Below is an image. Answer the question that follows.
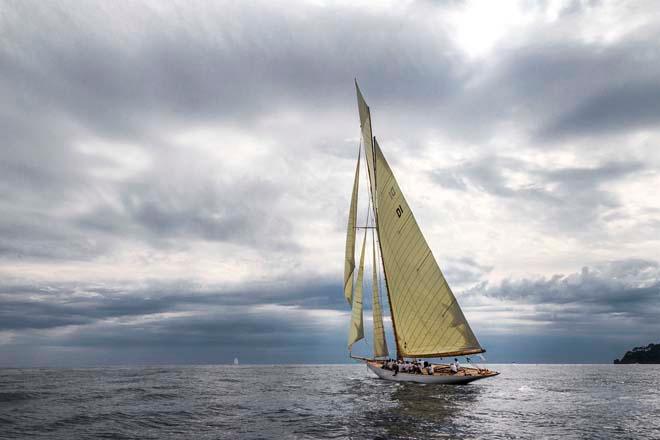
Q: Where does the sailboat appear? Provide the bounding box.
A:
[344,82,499,384]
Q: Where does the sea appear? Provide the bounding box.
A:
[1,364,659,439]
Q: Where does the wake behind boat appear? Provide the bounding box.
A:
[343,82,498,384]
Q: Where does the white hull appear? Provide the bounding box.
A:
[366,362,498,384]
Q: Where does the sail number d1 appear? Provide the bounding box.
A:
[390,186,403,217]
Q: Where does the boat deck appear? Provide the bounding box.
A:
[367,360,499,381]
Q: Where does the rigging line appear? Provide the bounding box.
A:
[374,228,389,336]
[361,179,372,308]
[376,234,386,312]
[362,129,384,352]
[352,150,371,348]
[371,228,388,356]
[371,228,377,325]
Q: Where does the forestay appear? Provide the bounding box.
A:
[371,232,389,358]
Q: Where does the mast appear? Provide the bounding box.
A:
[371,226,389,358]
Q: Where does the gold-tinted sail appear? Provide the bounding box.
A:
[344,151,360,305]
[348,231,367,348]
[373,139,483,357]
[371,232,389,358]
[355,82,377,205]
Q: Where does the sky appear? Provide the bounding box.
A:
[1,0,659,366]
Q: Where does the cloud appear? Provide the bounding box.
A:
[430,155,646,238]
[3,258,658,364]
[540,79,660,140]
[0,278,350,365]
[2,0,660,365]
[464,259,660,340]
[420,7,660,143]
[0,277,347,331]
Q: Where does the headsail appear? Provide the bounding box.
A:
[371,231,389,358]
[373,139,483,357]
[347,231,367,348]
[344,151,360,305]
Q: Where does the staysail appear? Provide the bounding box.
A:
[371,231,389,358]
[347,231,367,348]
[372,138,483,358]
[344,151,360,305]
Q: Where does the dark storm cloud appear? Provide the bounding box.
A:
[474,259,660,305]
[0,253,489,335]
[2,307,350,366]
[0,254,489,335]
[52,307,336,351]
[0,278,349,365]
[0,277,345,332]
[0,1,462,132]
[465,259,660,331]
[540,79,660,139]
[3,258,658,365]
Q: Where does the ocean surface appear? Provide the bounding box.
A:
[1,364,659,439]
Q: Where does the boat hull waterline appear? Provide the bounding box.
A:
[366,362,499,384]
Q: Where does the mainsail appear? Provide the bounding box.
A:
[344,151,360,305]
[346,81,484,359]
[371,231,389,358]
[347,231,366,348]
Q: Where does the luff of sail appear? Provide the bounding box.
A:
[348,231,367,348]
[371,231,389,358]
[373,138,483,358]
[344,151,360,305]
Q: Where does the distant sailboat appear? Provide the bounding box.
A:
[234,357,239,366]
[344,82,498,384]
